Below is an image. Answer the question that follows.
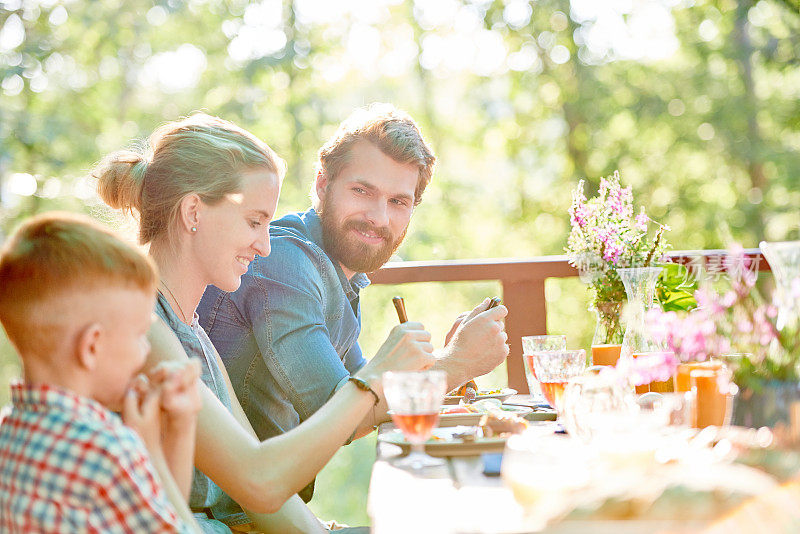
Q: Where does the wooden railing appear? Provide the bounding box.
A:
[370,250,769,393]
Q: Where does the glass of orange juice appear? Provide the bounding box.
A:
[690,366,736,429]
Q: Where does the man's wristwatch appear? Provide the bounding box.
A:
[348,376,380,406]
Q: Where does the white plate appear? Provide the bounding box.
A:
[378,427,508,457]
[525,407,558,421]
[438,405,533,426]
[443,388,517,405]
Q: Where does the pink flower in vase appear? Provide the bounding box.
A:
[635,209,649,232]
[617,351,679,386]
[721,290,737,308]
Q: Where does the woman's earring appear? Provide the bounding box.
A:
[191,227,197,233]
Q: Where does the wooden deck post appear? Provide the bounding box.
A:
[501,278,547,393]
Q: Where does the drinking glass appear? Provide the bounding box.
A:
[383,370,448,469]
[532,349,587,416]
[690,367,737,429]
[561,367,637,442]
[521,335,567,401]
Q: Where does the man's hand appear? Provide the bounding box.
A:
[438,298,509,388]
[357,322,436,395]
[444,313,469,346]
[122,375,164,454]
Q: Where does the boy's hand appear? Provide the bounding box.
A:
[148,360,202,428]
[146,360,201,501]
[122,375,164,452]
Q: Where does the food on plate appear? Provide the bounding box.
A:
[448,380,478,402]
[479,406,529,437]
[440,399,503,415]
[440,406,472,415]
[446,383,506,397]
[439,399,530,436]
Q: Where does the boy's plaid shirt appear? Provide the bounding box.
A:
[0,381,191,533]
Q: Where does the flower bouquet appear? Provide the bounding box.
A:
[647,247,800,427]
[565,171,693,347]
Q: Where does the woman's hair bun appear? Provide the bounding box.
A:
[93,150,147,214]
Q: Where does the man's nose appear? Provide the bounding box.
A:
[365,199,390,228]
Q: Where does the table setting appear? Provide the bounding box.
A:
[368,172,800,533]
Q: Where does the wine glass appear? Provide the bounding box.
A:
[521,335,567,401]
[531,349,586,417]
[383,370,448,469]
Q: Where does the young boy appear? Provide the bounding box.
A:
[0,212,201,533]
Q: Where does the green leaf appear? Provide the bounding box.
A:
[657,263,697,311]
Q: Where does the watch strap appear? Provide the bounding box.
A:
[348,376,380,406]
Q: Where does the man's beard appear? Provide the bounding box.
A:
[319,198,407,274]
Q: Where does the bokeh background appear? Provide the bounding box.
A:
[1,0,799,526]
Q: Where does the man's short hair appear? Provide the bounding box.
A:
[0,212,157,357]
[317,103,436,206]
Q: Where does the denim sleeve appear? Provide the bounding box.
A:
[342,342,366,375]
[239,242,350,421]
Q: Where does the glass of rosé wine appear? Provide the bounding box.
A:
[532,350,587,418]
[522,335,567,401]
[383,370,448,469]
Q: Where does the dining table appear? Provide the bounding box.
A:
[366,394,800,534]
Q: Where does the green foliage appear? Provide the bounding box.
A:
[657,263,698,312]
[308,434,376,527]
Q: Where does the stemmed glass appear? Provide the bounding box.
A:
[531,349,587,417]
[521,335,567,401]
[383,370,448,469]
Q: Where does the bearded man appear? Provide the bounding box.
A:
[197,104,509,501]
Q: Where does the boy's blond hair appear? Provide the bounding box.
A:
[0,212,157,357]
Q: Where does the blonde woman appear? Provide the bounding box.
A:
[94,113,435,533]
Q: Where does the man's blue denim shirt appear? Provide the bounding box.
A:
[197,208,370,444]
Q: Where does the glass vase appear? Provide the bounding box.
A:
[618,267,669,393]
[759,240,800,330]
[590,301,624,367]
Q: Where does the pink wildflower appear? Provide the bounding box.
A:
[721,291,737,308]
[571,204,590,227]
[603,240,624,263]
[635,208,648,231]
